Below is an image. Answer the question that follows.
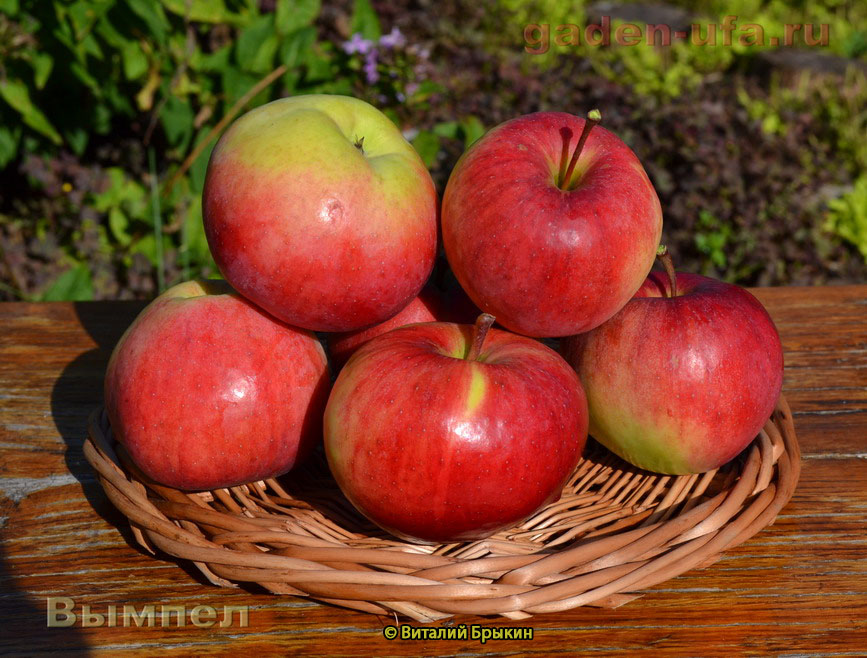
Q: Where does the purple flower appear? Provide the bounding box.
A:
[405,82,419,96]
[379,27,406,49]
[363,50,379,84]
[342,32,373,55]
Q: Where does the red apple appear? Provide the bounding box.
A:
[326,282,478,369]
[203,95,438,332]
[104,280,330,490]
[324,315,588,543]
[562,256,784,474]
[442,110,662,337]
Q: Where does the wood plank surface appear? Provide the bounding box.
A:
[0,285,865,656]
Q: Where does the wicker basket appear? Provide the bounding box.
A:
[83,396,800,622]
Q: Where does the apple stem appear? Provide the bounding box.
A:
[560,109,602,189]
[656,245,678,298]
[557,129,571,190]
[467,313,496,361]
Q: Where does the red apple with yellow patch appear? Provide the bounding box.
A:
[562,250,784,474]
[203,95,438,332]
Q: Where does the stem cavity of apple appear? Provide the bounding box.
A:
[656,245,678,298]
[467,313,496,361]
[559,109,602,190]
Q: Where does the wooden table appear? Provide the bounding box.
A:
[1,285,865,656]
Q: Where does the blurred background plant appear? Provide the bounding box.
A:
[0,0,865,301]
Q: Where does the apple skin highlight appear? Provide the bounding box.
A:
[104,280,331,491]
[563,271,784,474]
[203,95,438,333]
[442,111,663,337]
[324,321,588,544]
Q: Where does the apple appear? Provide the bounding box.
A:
[442,110,663,337]
[203,94,438,332]
[562,250,784,474]
[326,281,478,369]
[104,280,330,490]
[324,314,589,543]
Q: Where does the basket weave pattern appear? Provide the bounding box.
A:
[84,396,800,622]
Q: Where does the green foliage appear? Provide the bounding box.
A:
[694,210,733,272]
[826,176,867,261]
[38,263,93,301]
[733,68,867,261]
[350,0,381,41]
[413,116,488,167]
[0,0,480,301]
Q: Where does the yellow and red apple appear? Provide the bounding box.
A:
[563,267,784,474]
[203,95,438,332]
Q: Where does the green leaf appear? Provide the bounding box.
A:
[65,127,89,155]
[0,125,20,168]
[161,95,194,149]
[183,197,212,265]
[80,32,106,61]
[126,0,169,45]
[109,207,132,246]
[411,80,442,101]
[412,131,440,168]
[304,42,332,82]
[70,61,101,95]
[67,1,98,41]
[222,67,263,107]
[132,233,172,268]
[132,234,158,266]
[432,121,459,139]
[189,133,216,193]
[121,40,148,80]
[460,116,485,148]
[236,14,277,73]
[40,264,94,302]
[93,167,148,214]
[193,45,231,73]
[95,14,127,49]
[279,26,316,69]
[93,102,112,134]
[31,53,53,89]
[383,108,400,127]
[350,0,381,41]
[160,0,239,24]
[275,0,320,35]
[0,0,19,15]
[0,79,62,144]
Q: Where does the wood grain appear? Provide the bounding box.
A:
[0,286,865,655]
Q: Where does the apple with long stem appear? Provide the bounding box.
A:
[324,314,589,543]
[562,247,784,474]
[442,110,662,337]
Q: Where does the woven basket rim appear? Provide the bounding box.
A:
[83,395,801,622]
